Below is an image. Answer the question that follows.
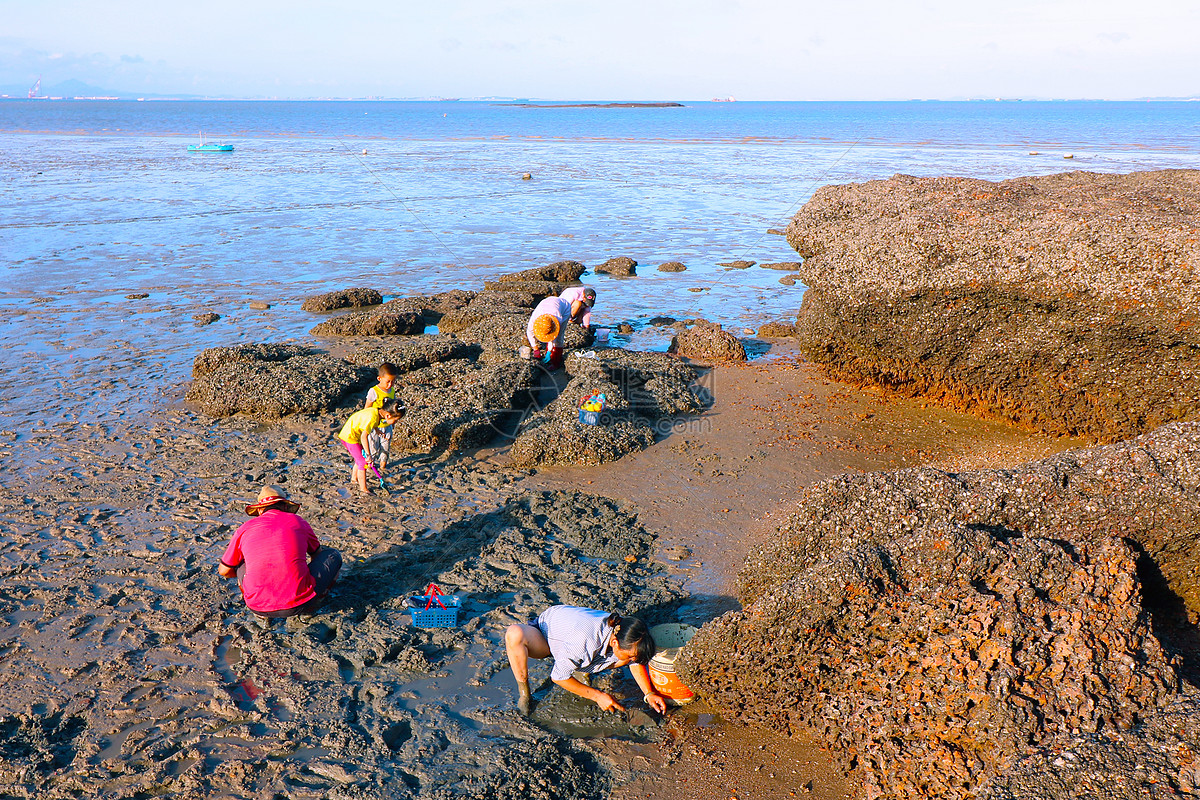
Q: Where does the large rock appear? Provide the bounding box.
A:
[482,279,568,297]
[668,319,747,362]
[378,290,476,319]
[497,260,586,284]
[508,349,704,466]
[787,170,1200,442]
[341,336,478,374]
[309,309,426,336]
[563,349,704,419]
[678,422,1200,800]
[301,287,382,312]
[187,344,374,418]
[594,257,637,277]
[390,359,538,453]
[437,292,541,335]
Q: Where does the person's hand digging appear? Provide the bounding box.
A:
[595,692,625,714]
[644,692,668,714]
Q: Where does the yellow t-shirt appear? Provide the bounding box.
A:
[365,383,395,409]
[339,407,382,445]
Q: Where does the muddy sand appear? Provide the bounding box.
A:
[0,343,1072,800]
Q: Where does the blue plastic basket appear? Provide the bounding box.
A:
[579,408,601,426]
[408,594,461,628]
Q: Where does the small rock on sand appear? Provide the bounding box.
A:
[192,312,221,325]
[617,323,634,334]
[665,545,693,561]
[248,301,271,310]
[125,292,149,299]
[779,275,797,286]
[657,261,687,272]
[758,261,802,271]
[758,322,798,337]
[718,260,755,269]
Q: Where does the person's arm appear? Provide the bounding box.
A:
[219,532,242,579]
[570,300,586,323]
[379,428,391,469]
[554,676,625,713]
[362,428,376,465]
[629,663,668,713]
[363,387,378,409]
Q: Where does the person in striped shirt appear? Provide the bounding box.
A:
[504,605,668,716]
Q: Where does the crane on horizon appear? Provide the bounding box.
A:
[28,77,40,99]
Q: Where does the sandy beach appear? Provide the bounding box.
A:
[0,323,1074,799]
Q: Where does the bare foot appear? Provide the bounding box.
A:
[517,693,533,716]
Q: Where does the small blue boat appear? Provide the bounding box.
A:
[187,132,233,152]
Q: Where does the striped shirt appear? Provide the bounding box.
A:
[536,606,618,681]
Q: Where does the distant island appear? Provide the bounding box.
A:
[503,102,685,109]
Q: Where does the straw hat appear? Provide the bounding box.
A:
[532,314,561,343]
[245,484,300,516]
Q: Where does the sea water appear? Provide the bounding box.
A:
[1,100,1198,428]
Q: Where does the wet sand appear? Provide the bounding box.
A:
[523,346,1078,799]
[0,341,1076,799]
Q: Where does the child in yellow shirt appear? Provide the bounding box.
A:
[363,362,398,409]
[363,363,399,473]
[338,398,404,494]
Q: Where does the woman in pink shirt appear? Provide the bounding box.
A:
[218,485,342,618]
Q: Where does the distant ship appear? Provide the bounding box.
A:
[712,96,736,102]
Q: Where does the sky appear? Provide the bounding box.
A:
[1,0,1198,100]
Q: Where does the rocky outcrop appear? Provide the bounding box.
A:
[668,320,747,362]
[508,349,705,467]
[437,291,540,335]
[378,290,475,320]
[301,287,383,312]
[392,359,538,453]
[787,170,1200,442]
[497,260,586,284]
[482,279,567,297]
[678,422,1200,800]
[309,309,426,337]
[594,257,637,277]
[186,344,374,418]
[341,336,478,374]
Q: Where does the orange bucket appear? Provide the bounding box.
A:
[648,624,698,705]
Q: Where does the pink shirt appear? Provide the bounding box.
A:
[558,287,593,327]
[221,510,320,613]
[526,296,573,349]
